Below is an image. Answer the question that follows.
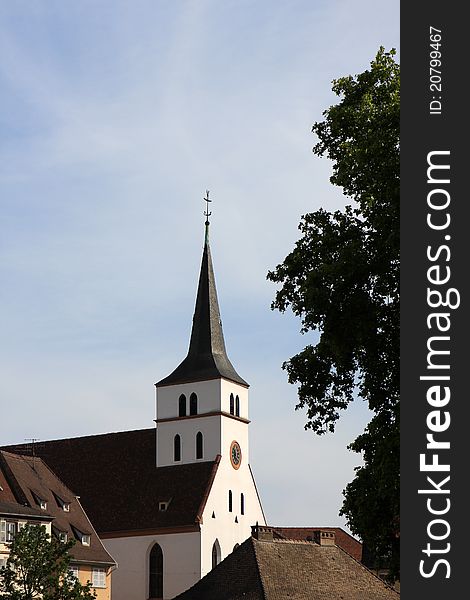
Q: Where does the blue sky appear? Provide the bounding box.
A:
[0,0,399,530]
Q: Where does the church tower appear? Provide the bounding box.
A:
[155,209,265,582]
[155,218,250,471]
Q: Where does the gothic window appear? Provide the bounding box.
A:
[174,435,181,462]
[230,393,234,415]
[178,394,186,417]
[228,489,233,512]
[196,432,203,459]
[235,395,240,417]
[240,493,245,515]
[149,543,163,599]
[190,393,198,416]
[211,539,221,570]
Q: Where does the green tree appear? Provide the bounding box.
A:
[0,524,96,599]
[267,48,399,578]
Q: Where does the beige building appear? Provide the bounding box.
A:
[0,450,115,598]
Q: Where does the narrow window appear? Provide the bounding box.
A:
[174,435,181,462]
[178,394,186,417]
[235,395,240,417]
[228,490,232,512]
[211,539,221,570]
[240,493,245,515]
[229,393,234,415]
[190,392,198,415]
[149,543,163,598]
[196,432,203,459]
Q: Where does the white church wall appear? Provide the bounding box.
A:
[156,380,221,419]
[220,379,249,419]
[103,530,201,600]
[156,414,222,467]
[200,456,266,577]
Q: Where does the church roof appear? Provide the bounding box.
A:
[156,224,248,388]
[0,450,115,565]
[3,428,219,537]
[175,533,399,600]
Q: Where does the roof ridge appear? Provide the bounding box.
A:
[195,455,221,523]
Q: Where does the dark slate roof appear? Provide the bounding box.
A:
[3,429,219,536]
[273,526,363,562]
[0,451,114,565]
[156,225,248,388]
[174,536,399,600]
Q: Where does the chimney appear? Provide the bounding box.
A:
[314,530,336,546]
[251,524,274,542]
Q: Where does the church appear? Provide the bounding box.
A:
[6,215,266,599]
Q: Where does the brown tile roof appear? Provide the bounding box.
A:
[175,535,399,600]
[4,428,219,536]
[273,527,362,561]
[0,451,114,566]
[0,500,52,520]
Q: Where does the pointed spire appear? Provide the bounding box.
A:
[156,207,248,388]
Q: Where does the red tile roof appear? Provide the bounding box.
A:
[175,535,398,600]
[273,527,362,561]
[0,451,114,565]
[4,428,219,536]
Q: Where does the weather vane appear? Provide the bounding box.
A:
[203,190,212,224]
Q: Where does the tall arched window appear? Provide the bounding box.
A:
[211,539,221,570]
[240,493,245,515]
[174,435,181,462]
[149,543,163,599]
[228,490,233,512]
[235,395,240,417]
[229,393,234,415]
[196,432,203,459]
[178,394,186,417]
[190,393,198,416]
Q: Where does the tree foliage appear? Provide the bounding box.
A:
[0,524,96,599]
[267,48,399,578]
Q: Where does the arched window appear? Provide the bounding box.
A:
[240,493,245,515]
[235,395,240,417]
[196,432,203,459]
[149,543,163,599]
[211,539,221,570]
[228,490,232,512]
[178,394,186,417]
[190,393,198,416]
[174,435,181,462]
[229,393,234,415]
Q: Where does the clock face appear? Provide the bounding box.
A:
[230,441,242,470]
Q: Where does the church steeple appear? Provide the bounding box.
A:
[156,209,248,388]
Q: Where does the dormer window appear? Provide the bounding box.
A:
[31,490,47,510]
[53,527,68,543]
[71,526,91,546]
[159,501,169,512]
[53,492,71,512]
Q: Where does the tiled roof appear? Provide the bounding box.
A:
[0,500,51,519]
[175,536,399,600]
[0,451,114,565]
[273,526,362,561]
[4,428,219,536]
